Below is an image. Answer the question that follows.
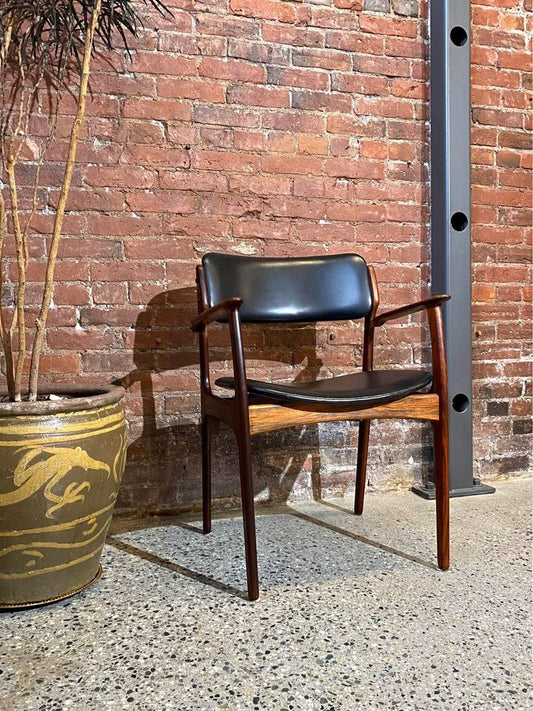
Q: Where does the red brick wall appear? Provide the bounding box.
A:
[9,0,531,514]
[470,0,532,482]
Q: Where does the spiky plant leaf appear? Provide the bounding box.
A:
[0,0,171,82]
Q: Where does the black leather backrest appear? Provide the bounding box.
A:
[201,253,373,323]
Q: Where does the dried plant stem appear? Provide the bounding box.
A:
[28,0,102,400]
[0,16,17,398]
[0,191,15,398]
[6,155,26,399]
[22,80,61,248]
[4,49,31,400]
[0,16,13,74]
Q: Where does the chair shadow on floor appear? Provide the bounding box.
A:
[108,501,437,601]
[113,287,434,598]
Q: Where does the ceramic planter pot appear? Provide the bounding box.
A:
[0,385,127,608]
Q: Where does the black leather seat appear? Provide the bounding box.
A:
[216,370,432,407]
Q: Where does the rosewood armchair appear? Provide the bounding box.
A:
[191,253,450,600]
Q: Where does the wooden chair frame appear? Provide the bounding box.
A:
[191,263,450,600]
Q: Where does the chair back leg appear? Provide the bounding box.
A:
[354,420,371,515]
[201,415,213,534]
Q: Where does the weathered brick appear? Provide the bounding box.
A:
[227,84,290,108]
[86,214,161,237]
[92,282,128,305]
[196,14,260,40]
[359,14,417,37]
[227,38,290,65]
[158,172,228,193]
[198,127,232,149]
[262,23,325,48]
[291,90,352,113]
[332,74,388,95]
[229,175,293,196]
[262,154,324,176]
[267,66,329,90]
[230,0,299,23]
[47,327,115,350]
[131,53,197,76]
[125,192,196,215]
[364,0,389,12]
[487,401,510,416]
[197,103,263,127]
[52,284,90,306]
[199,57,266,84]
[123,98,192,121]
[263,111,326,133]
[36,354,81,374]
[234,131,266,151]
[156,79,225,103]
[193,150,260,173]
[326,158,385,180]
[311,6,360,30]
[513,419,533,435]
[83,166,156,189]
[91,262,165,282]
[292,47,352,71]
[392,0,418,17]
[121,145,190,168]
[298,134,329,155]
[326,31,384,55]
[158,32,226,57]
[354,54,411,77]
[293,178,326,198]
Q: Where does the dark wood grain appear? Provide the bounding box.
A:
[428,303,450,571]
[373,294,450,327]
[190,296,243,331]
[248,394,440,435]
[355,265,380,515]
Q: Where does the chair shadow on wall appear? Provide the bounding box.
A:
[116,286,325,518]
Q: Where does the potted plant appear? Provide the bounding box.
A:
[0,0,169,607]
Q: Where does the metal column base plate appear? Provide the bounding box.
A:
[412,480,496,500]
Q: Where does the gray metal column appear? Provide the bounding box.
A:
[413,0,494,498]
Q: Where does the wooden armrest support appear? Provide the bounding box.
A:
[191,297,243,331]
[373,294,450,327]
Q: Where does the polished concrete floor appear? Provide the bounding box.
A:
[1,477,531,711]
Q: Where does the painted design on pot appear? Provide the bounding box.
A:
[0,446,110,517]
[0,430,127,582]
[112,432,127,484]
[0,409,124,446]
[1,527,106,578]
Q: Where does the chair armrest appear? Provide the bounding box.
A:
[191,297,243,331]
[373,294,450,327]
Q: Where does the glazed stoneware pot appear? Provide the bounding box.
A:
[0,385,127,608]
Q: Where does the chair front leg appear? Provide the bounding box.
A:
[228,307,259,600]
[433,415,450,570]
[427,303,450,571]
[236,428,259,601]
[354,420,371,515]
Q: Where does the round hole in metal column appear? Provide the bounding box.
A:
[451,212,469,231]
[450,26,468,47]
[452,394,470,413]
